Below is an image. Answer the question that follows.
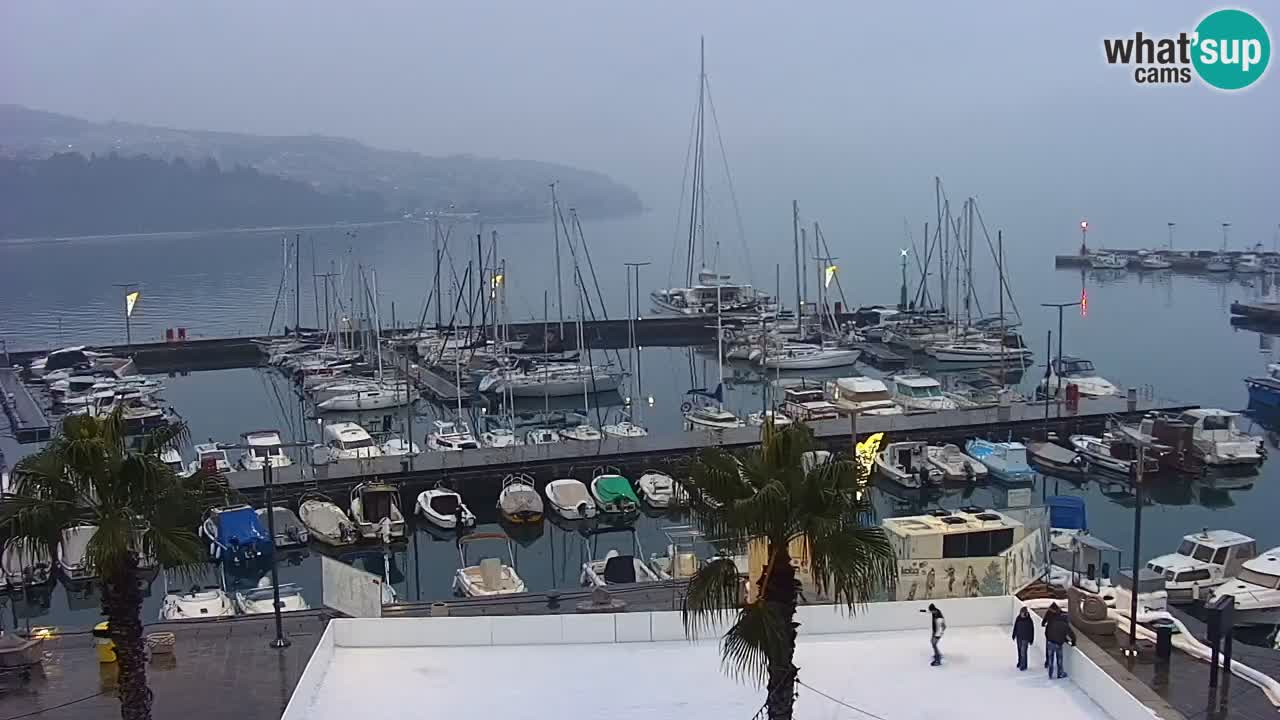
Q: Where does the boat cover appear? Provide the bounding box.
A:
[499,487,543,515]
[603,555,637,584]
[550,482,590,506]
[362,490,394,522]
[301,501,346,536]
[429,493,461,515]
[219,507,269,546]
[1047,496,1086,531]
[594,475,638,504]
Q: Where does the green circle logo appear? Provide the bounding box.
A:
[1193,9,1270,90]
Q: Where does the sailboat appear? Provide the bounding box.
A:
[684,285,743,430]
[561,273,604,442]
[651,38,770,320]
[603,275,649,439]
[316,268,413,411]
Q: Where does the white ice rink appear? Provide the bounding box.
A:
[299,625,1115,719]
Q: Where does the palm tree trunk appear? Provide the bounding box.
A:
[101,554,152,720]
[762,544,799,720]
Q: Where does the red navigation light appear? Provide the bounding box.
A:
[1080,288,1088,317]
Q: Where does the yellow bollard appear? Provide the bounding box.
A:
[93,622,116,663]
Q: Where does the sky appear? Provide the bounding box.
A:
[2,1,1277,255]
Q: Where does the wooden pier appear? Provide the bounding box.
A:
[227,394,1196,501]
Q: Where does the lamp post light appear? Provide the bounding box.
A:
[1079,220,1089,256]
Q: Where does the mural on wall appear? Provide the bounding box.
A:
[894,527,1049,601]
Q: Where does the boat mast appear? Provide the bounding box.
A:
[998,230,1006,385]
[294,233,301,338]
[371,268,383,383]
[966,198,974,330]
[578,274,589,423]
[792,200,802,328]
[716,283,725,411]
[697,36,707,280]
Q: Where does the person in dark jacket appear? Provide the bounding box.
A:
[922,603,946,666]
[1041,602,1060,668]
[1012,607,1035,671]
[1044,609,1077,679]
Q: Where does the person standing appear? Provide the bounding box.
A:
[1012,607,1035,671]
[923,603,946,666]
[1041,602,1060,668]
[1044,609,1077,679]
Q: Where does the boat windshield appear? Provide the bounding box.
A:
[199,451,226,464]
[901,384,942,398]
[1060,360,1096,377]
[251,447,283,458]
[1237,567,1280,590]
[1177,540,1196,556]
[337,438,374,450]
[1201,415,1236,432]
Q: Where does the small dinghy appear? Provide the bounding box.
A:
[415,486,476,530]
[298,493,359,547]
[591,469,639,514]
[452,533,527,597]
[582,549,663,587]
[200,505,272,566]
[160,585,237,621]
[1,538,52,590]
[496,473,544,524]
[544,478,597,520]
[256,506,310,549]
[57,524,99,582]
[350,482,406,541]
[875,442,942,488]
[924,444,987,481]
[1027,441,1086,477]
[235,579,311,615]
[636,471,682,508]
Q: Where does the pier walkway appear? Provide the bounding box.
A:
[0,367,51,444]
[228,395,1195,498]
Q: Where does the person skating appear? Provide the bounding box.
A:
[1012,607,1035,671]
[1041,602,1060,668]
[1044,609,1077,679]
[921,603,946,666]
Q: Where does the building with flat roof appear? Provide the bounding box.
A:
[284,596,1158,720]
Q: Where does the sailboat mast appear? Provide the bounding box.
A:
[294,234,301,338]
[792,201,802,328]
[578,277,588,421]
[716,283,725,411]
[966,198,974,329]
[697,36,707,279]
[998,230,1006,385]
[552,183,564,336]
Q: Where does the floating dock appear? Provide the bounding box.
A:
[0,366,51,444]
[228,394,1196,501]
[1229,300,1280,326]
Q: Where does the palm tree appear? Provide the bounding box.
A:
[680,423,896,720]
[0,411,225,720]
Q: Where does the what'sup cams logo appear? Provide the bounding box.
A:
[1104,8,1270,90]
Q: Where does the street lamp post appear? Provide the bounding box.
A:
[1079,220,1089,256]
[114,282,139,347]
[1040,302,1081,405]
[1127,445,1146,658]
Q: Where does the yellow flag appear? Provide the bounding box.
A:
[824,264,838,288]
[855,432,884,479]
[125,291,140,317]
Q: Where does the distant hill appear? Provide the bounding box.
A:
[0,152,388,239]
[0,105,643,235]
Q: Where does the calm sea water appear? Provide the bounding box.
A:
[2,218,1278,632]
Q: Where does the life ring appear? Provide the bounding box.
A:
[681,401,693,413]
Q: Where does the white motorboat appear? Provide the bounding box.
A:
[651,269,770,318]
[591,470,640,514]
[57,524,98,582]
[637,471,682,508]
[1139,253,1173,270]
[780,386,839,422]
[1146,530,1257,604]
[379,437,421,456]
[1069,434,1153,475]
[427,420,481,451]
[1205,254,1232,272]
[1088,253,1127,270]
[759,342,860,370]
[1174,409,1264,467]
[316,385,412,412]
[1234,253,1264,273]
[235,580,311,615]
[349,482,406,541]
[308,378,385,403]
[1208,547,1280,626]
[321,422,384,461]
[237,430,293,471]
[875,442,942,488]
[256,506,310,548]
[544,478,597,520]
[582,548,662,588]
[746,409,793,428]
[925,340,1034,365]
[560,423,603,442]
[1,538,51,590]
[825,377,903,416]
[160,448,187,476]
[188,443,232,475]
[1038,355,1120,398]
[453,533,527,597]
[415,486,476,530]
[298,493,358,546]
[159,586,237,620]
[497,473,544,524]
[525,427,561,445]
[888,373,957,412]
[684,406,744,430]
[602,411,649,438]
[924,444,988,481]
[480,427,524,448]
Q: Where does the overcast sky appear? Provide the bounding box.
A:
[2,2,1276,251]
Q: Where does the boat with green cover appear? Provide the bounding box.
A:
[590,471,639,513]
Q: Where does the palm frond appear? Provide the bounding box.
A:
[720,602,793,686]
[805,522,897,606]
[682,557,745,638]
[139,420,191,457]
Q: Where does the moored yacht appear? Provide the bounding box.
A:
[1139,253,1173,270]
[349,482,406,541]
[925,339,1033,365]
[237,430,292,471]
[889,373,957,412]
[321,422,384,461]
[874,441,942,488]
[1234,253,1264,273]
[758,341,860,370]
[188,443,232,475]
[1088,252,1127,270]
[427,420,481,451]
[825,377,903,416]
[651,269,770,318]
[1208,547,1280,626]
[684,405,744,430]
[1038,355,1120,399]
[1146,530,1257,604]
